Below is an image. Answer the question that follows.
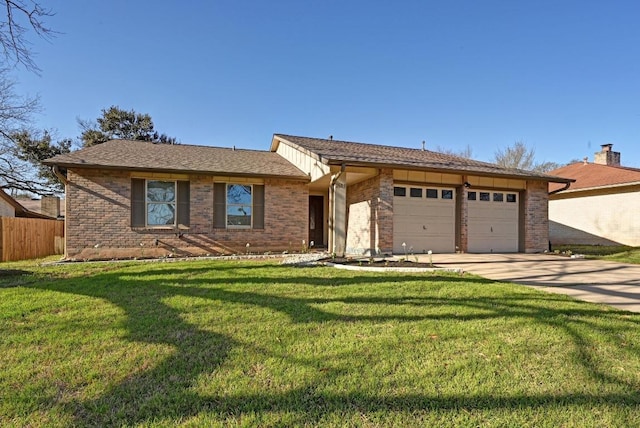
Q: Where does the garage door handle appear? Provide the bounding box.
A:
[491,226,493,232]
[423,225,427,230]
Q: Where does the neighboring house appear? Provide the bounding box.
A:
[16,196,65,219]
[0,188,55,219]
[549,144,640,247]
[43,135,572,260]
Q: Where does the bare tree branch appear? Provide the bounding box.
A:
[0,67,64,196]
[0,0,55,73]
[436,144,473,159]
[493,141,561,173]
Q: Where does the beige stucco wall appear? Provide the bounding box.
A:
[549,191,640,246]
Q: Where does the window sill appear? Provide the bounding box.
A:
[132,226,190,233]
[214,227,264,231]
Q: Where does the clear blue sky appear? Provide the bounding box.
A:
[14,0,640,167]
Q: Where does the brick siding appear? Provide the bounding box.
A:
[523,180,549,253]
[65,169,308,259]
[456,186,468,252]
[345,169,393,255]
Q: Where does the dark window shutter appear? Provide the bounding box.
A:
[131,178,145,227]
[214,182,226,228]
[177,181,190,227]
[253,184,264,229]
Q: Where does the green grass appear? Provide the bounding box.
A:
[2,258,640,427]
[600,249,640,264]
[552,245,640,264]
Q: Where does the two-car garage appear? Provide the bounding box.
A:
[393,184,520,254]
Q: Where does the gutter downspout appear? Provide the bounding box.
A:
[549,181,571,196]
[328,164,346,256]
[52,165,68,186]
[329,164,346,190]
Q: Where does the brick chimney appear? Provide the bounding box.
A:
[41,196,60,218]
[594,143,621,166]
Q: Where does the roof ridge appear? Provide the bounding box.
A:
[276,133,441,153]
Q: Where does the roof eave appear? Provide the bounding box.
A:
[323,159,575,183]
[551,180,640,194]
[51,162,310,182]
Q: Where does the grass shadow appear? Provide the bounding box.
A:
[27,261,640,425]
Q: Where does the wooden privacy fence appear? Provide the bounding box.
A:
[0,217,65,262]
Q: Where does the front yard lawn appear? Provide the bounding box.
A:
[601,248,640,264]
[552,244,640,264]
[1,259,640,427]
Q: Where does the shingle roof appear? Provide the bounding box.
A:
[274,134,573,183]
[43,140,309,180]
[548,162,640,193]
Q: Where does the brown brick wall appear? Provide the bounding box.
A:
[377,169,394,253]
[456,186,468,252]
[65,169,308,259]
[345,169,393,255]
[523,180,549,253]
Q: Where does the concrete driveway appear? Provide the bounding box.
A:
[421,253,640,313]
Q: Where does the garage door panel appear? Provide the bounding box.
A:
[494,223,518,234]
[395,222,454,236]
[394,234,453,254]
[393,185,456,253]
[467,189,519,253]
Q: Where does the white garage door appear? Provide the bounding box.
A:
[467,190,519,253]
[393,185,455,254]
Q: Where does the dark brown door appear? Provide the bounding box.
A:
[309,196,324,247]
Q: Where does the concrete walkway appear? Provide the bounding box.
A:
[419,253,640,313]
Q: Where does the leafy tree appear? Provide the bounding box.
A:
[0,0,55,73]
[13,130,71,193]
[7,105,177,195]
[79,106,177,147]
[493,141,560,173]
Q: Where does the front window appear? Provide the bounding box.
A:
[227,184,252,227]
[146,180,176,226]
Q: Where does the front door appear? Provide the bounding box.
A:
[309,196,324,247]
